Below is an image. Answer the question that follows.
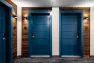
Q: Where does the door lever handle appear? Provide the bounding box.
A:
[77,34,79,39]
[32,35,35,38]
[2,37,6,40]
[2,33,6,40]
[77,35,79,38]
[32,33,35,38]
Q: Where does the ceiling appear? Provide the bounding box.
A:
[12,0,94,7]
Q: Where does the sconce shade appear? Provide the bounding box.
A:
[12,14,17,18]
[84,17,89,20]
[22,16,28,20]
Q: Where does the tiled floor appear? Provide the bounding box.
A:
[14,57,94,63]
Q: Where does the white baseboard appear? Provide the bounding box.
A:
[30,55,50,57]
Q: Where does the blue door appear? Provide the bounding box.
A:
[0,6,6,63]
[29,13,52,56]
[60,11,83,57]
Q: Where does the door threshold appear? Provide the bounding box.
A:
[30,55,50,57]
[61,55,80,58]
[61,55,81,60]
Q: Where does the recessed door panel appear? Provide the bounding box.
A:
[29,13,51,56]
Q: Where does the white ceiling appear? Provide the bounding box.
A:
[13,0,94,7]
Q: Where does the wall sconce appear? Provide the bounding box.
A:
[12,14,17,19]
[84,17,89,20]
[24,26,27,30]
[13,26,16,30]
[84,17,89,30]
[22,16,28,20]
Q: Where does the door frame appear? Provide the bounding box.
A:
[28,9,52,57]
[0,1,12,63]
[59,10,83,57]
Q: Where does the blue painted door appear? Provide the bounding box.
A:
[0,6,6,63]
[29,13,51,56]
[60,13,82,56]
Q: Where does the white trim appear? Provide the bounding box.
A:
[90,7,94,55]
[17,7,22,56]
[52,7,59,55]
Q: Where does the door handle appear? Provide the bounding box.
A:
[32,33,36,39]
[77,34,79,39]
[2,37,6,40]
[2,33,6,40]
[77,35,79,38]
[32,35,35,38]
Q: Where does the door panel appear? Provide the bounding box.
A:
[60,13,82,56]
[32,25,49,32]
[0,6,6,63]
[29,13,51,56]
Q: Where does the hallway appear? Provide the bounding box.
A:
[1,0,94,63]
[14,57,94,63]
